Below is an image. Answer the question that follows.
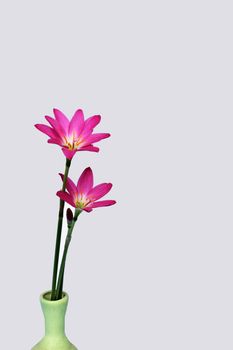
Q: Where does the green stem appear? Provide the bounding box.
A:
[51,158,71,300]
[56,208,81,300]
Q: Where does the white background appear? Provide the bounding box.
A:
[0,1,232,349]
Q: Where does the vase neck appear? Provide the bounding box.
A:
[40,292,68,337]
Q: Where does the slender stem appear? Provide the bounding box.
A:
[56,208,81,300]
[51,158,71,300]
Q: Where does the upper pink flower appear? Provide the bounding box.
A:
[35,108,110,160]
[56,167,116,212]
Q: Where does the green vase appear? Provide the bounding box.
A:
[32,291,77,350]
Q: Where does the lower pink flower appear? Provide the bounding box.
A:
[57,167,116,212]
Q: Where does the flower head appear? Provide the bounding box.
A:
[35,108,110,160]
[57,167,116,212]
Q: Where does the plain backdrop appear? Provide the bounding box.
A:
[0,1,232,349]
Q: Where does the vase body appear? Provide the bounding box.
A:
[32,291,77,350]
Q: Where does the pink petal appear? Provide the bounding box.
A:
[45,116,59,129]
[47,138,63,146]
[35,124,58,139]
[59,173,77,197]
[53,108,69,133]
[68,109,85,137]
[78,145,99,152]
[78,116,101,140]
[88,200,116,209]
[77,167,94,194]
[83,133,110,146]
[56,191,76,207]
[83,207,93,212]
[45,116,66,138]
[62,147,77,160]
[84,115,101,130]
[87,183,112,201]
[78,128,93,141]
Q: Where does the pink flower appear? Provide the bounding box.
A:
[56,167,116,212]
[35,108,110,160]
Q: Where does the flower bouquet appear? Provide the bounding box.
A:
[32,108,116,350]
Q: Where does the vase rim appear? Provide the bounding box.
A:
[40,290,69,305]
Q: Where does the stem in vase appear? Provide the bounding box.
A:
[56,208,81,300]
[51,158,71,300]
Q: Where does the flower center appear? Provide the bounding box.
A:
[64,135,83,150]
[75,194,91,209]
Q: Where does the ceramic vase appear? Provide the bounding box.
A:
[32,291,77,350]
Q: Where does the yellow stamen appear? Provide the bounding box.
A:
[64,135,83,150]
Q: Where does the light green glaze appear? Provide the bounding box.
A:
[32,291,77,350]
